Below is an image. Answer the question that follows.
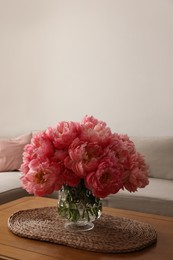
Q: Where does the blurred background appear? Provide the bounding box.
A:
[0,0,172,137]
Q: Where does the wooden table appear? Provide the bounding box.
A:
[0,197,173,260]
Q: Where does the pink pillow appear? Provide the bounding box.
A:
[0,133,32,172]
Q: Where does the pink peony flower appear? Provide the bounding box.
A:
[20,116,149,198]
[46,121,81,149]
[81,115,112,147]
[59,162,81,187]
[20,159,63,196]
[122,153,149,192]
[24,132,54,162]
[20,133,54,174]
[64,138,104,177]
[85,153,123,198]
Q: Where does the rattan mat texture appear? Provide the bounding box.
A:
[8,207,157,253]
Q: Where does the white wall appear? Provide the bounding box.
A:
[0,0,173,137]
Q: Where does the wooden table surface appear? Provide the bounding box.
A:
[0,196,173,260]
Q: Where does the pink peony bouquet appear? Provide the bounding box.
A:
[20,116,149,198]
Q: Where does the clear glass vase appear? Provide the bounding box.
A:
[57,181,102,231]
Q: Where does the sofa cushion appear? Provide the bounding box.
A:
[131,136,173,180]
[0,171,22,192]
[104,178,173,217]
[0,133,32,172]
[0,171,30,204]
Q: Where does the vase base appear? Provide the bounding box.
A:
[64,221,94,232]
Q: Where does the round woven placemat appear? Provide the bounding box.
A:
[8,207,157,253]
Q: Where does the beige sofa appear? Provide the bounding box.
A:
[0,136,173,217]
[0,133,33,204]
